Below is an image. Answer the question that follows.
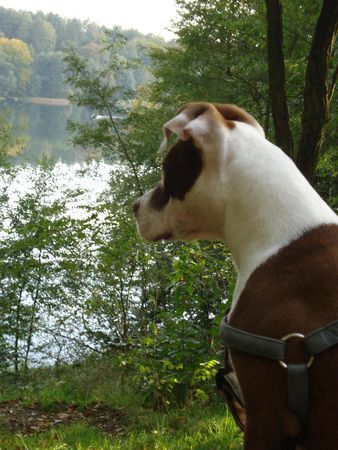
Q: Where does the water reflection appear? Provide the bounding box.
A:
[1,101,92,165]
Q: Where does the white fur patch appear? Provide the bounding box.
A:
[225,123,338,312]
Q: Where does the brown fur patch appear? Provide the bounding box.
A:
[162,138,203,201]
[214,103,259,129]
[150,184,170,211]
[230,224,338,448]
[176,102,209,119]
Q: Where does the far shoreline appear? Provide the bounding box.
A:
[5,97,71,106]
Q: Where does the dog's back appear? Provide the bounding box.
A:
[230,224,338,449]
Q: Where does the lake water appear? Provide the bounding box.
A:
[1,101,93,165]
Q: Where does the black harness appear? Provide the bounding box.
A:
[220,318,338,423]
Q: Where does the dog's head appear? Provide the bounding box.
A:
[133,102,264,242]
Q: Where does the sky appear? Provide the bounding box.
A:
[0,0,178,40]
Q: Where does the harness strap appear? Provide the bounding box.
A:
[287,363,309,423]
[219,318,338,423]
[304,320,338,355]
[219,320,285,360]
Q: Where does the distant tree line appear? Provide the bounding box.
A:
[0,6,164,98]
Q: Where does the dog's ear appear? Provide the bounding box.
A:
[159,103,264,152]
[213,103,265,137]
[159,103,214,151]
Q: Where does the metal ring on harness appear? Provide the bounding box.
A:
[278,333,315,369]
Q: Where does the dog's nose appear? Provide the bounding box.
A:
[132,200,140,215]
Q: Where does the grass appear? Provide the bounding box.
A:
[117,407,243,450]
[0,358,243,449]
[0,358,140,410]
[0,407,243,450]
[0,423,112,449]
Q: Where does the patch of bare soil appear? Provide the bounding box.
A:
[0,401,127,436]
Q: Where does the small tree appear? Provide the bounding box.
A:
[63,30,143,195]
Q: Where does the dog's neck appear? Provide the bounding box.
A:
[223,124,338,310]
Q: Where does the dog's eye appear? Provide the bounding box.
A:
[150,184,170,211]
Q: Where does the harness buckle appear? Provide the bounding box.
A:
[278,333,314,369]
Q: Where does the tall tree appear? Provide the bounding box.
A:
[265,0,338,182]
[265,0,294,158]
[297,0,338,181]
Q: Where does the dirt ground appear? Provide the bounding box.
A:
[0,400,127,436]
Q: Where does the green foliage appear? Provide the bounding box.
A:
[0,161,112,371]
[149,0,267,118]
[106,241,235,409]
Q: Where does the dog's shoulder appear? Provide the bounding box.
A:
[230,224,338,336]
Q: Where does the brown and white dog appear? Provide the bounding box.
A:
[133,102,338,450]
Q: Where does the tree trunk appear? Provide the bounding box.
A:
[14,287,24,373]
[297,0,338,182]
[24,272,42,372]
[265,0,294,158]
